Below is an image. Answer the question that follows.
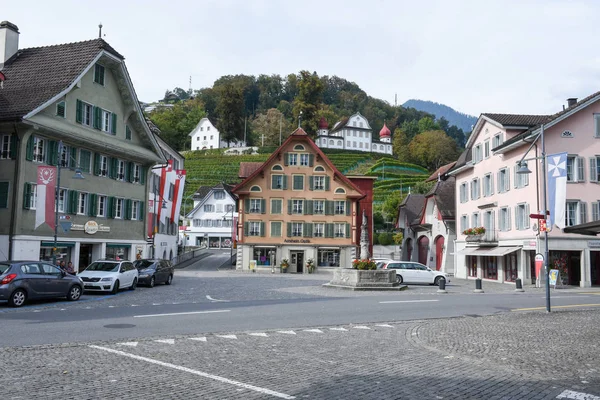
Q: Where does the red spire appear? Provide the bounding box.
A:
[379,123,391,137]
[318,117,328,129]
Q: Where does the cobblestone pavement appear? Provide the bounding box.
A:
[2,309,599,399]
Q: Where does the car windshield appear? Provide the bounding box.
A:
[85,262,119,272]
[134,260,155,270]
[0,263,10,275]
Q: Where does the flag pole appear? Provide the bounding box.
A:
[541,124,551,313]
[53,142,62,266]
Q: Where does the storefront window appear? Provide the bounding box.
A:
[318,249,340,267]
[254,248,276,266]
[467,256,477,277]
[106,246,130,260]
[39,244,73,263]
[482,256,497,280]
[504,253,518,282]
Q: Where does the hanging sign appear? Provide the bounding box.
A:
[548,269,560,288]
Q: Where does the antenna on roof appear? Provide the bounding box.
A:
[395,93,397,107]
[98,23,103,38]
[189,75,192,92]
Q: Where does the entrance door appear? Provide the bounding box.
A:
[435,236,445,271]
[592,251,600,286]
[291,251,304,273]
[79,244,93,273]
[418,236,429,266]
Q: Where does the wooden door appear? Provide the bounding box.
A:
[435,236,444,271]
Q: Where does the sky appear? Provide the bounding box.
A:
[4,0,600,117]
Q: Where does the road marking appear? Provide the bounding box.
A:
[513,304,600,311]
[303,329,323,333]
[216,334,238,340]
[556,389,600,399]
[155,339,175,345]
[133,310,231,318]
[329,327,347,331]
[543,296,590,299]
[353,326,371,330]
[277,330,296,335]
[577,292,600,295]
[206,295,230,302]
[189,337,207,342]
[117,342,138,347]
[89,345,295,399]
[376,324,394,328]
[248,332,269,337]
[379,300,440,304]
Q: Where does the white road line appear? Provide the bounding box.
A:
[556,389,600,399]
[277,330,296,335]
[375,324,394,328]
[248,333,269,337]
[206,295,230,302]
[189,337,207,342]
[155,339,175,345]
[303,329,323,333]
[216,334,238,340]
[117,342,138,347]
[353,326,371,330]
[544,296,590,299]
[379,300,440,304]
[89,345,295,399]
[133,310,231,318]
[329,327,348,331]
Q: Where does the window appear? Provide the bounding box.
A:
[515,203,530,230]
[97,195,107,217]
[250,199,262,213]
[460,215,468,232]
[300,154,309,166]
[33,137,45,162]
[590,156,600,182]
[249,221,261,236]
[25,183,37,209]
[482,256,498,280]
[318,249,340,267]
[291,222,303,237]
[133,164,141,183]
[102,110,111,132]
[250,185,261,192]
[334,223,346,238]
[204,204,214,212]
[484,141,490,159]
[132,200,139,220]
[56,101,66,118]
[514,165,529,188]
[117,160,125,181]
[125,125,132,140]
[592,201,600,221]
[334,201,346,215]
[492,133,503,148]
[595,113,600,138]
[566,156,585,182]
[313,176,325,190]
[288,153,298,166]
[271,199,282,214]
[0,182,9,208]
[483,173,494,197]
[216,203,223,213]
[94,64,105,85]
[214,191,225,200]
[270,221,282,237]
[499,207,511,231]
[314,200,325,215]
[58,144,69,167]
[272,165,283,171]
[79,150,91,173]
[459,182,468,203]
[566,201,586,226]
[292,199,304,214]
[473,145,483,163]
[467,256,477,277]
[207,126,210,131]
[472,212,480,228]
[314,166,325,172]
[226,204,234,213]
[497,168,510,193]
[293,175,304,190]
[470,178,480,200]
[504,253,518,282]
[99,155,108,177]
[210,135,213,140]
[272,174,285,189]
[335,188,346,194]
[78,192,88,215]
[57,188,67,213]
[82,103,93,126]
[200,127,203,131]
[314,223,325,237]
[115,198,123,219]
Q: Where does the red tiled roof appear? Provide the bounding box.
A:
[239,162,263,179]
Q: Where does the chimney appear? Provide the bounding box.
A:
[567,98,578,108]
[0,21,19,68]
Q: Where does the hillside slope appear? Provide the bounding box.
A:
[403,99,477,134]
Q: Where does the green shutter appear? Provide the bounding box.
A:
[346,223,350,238]
[304,223,312,237]
[140,168,146,185]
[94,65,100,83]
[271,175,277,189]
[261,199,266,214]
[325,223,333,238]
[325,200,334,215]
[0,182,8,208]
[260,222,265,237]
[25,136,34,161]
[9,134,17,159]
[284,153,289,166]
[47,141,58,166]
[346,200,351,216]
[109,158,117,179]
[309,154,314,167]
[305,200,313,215]
[325,176,330,191]
[93,107,101,130]
[93,153,100,176]
[286,222,291,237]
[244,199,250,213]
[126,162,133,182]
[309,176,314,190]
[80,150,91,173]
[69,190,78,214]
[23,183,31,209]
[282,175,288,190]
[76,100,83,124]
[107,197,115,218]
[139,201,145,219]
[124,199,132,220]
[111,113,117,134]
[244,222,249,236]
[287,199,292,215]
[87,194,95,216]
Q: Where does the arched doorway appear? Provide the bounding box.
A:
[418,236,429,266]
[405,238,413,261]
[162,250,167,260]
[169,249,173,261]
[435,236,445,271]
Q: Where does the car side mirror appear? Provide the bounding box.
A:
[60,270,66,277]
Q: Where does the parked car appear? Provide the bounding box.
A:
[0,261,83,307]
[375,259,395,269]
[133,259,174,287]
[78,260,138,294]
[380,261,449,285]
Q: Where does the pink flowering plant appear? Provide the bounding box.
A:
[462,227,486,236]
[352,259,377,270]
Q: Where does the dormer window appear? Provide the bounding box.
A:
[94,64,105,86]
[56,101,66,118]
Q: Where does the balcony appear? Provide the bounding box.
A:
[465,229,498,245]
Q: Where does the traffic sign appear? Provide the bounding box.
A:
[529,213,545,219]
[59,215,71,220]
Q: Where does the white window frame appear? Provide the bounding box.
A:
[314,223,325,237]
[115,198,123,219]
[459,182,468,203]
[595,113,600,138]
[82,103,93,126]
[498,168,510,193]
[292,199,304,214]
[314,200,325,215]
[250,199,261,213]
[460,215,468,232]
[472,212,480,228]
[471,178,480,200]
[334,200,345,215]
[288,153,298,166]
[492,133,503,148]
[117,160,125,181]
[203,204,214,213]
[566,155,585,182]
[313,176,325,190]
[132,200,139,220]
[99,155,108,177]
[59,144,69,167]
[133,164,141,183]
[499,207,511,231]
[97,195,107,218]
[484,140,490,159]
[214,191,225,200]
[1,135,12,159]
[29,184,38,209]
[515,203,530,230]
[334,223,345,238]
[291,222,303,237]
[33,137,45,163]
[58,188,67,213]
[483,173,494,197]
[101,110,112,133]
[78,192,88,215]
[300,153,309,166]
[566,201,586,227]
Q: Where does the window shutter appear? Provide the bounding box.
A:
[286,199,291,215]
[9,134,17,159]
[71,190,79,214]
[577,157,585,182]
[505,169,510,191]
[507,208,512,231]
[513,166,518,188]
[596,115,600,138]
[139,201,144,220]
[260,222,265,237]
[592,202,599,221]
[69,147,77,169]
[47,141,57,166]
[0,182,8,208]
[325,200,333,215]
[286,222,291,237]
[75,100,83,123]
[244,199,250,213]
[107,197,115,218]
[303,223,312,237]
[126,162,133,182]
[326,223,333,238]
[282,175,288,190]
[111,113,117,134]
[496,171,501,193]
[93,107,101,130]
[306,200,313,215]
[325,176,330,191]
[243,222,249,236]
[125,199,132,220]
[346,200,351,216]
[109,158,117,179]
[490,174,494,195]
[92,153,99,176]
[140,168,146,185]
[23,183,31,209]
[88,194,96,216]
[580,202,587,224]
[25,136,34,161]
[590,158,598,182]
[271,175,277,189]
[346,223,350,238]
[260,199,266,214]
[525,204,530,229]
[308,154,314,167]
[309,176,314,190]
[283,153,289,166]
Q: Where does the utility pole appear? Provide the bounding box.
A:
[244,116,247,146]
[279,113,282,146]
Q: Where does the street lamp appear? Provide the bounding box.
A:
[516,124,550,312]
[53,141,85,265]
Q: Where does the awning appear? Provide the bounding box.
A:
[458,247,521,257]
[41,241,75,248]
[106,243,131,248]
[563,221,600,236]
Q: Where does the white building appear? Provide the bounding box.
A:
[314,112,393,155]
[189,117,246,151]
[184,183,238,249]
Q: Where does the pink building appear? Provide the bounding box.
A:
[450,94,600,287]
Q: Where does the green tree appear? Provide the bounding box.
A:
[392,128,412,162]
[393,232,404,245]
[148,97,206,151]
[411,180,436,194]
[292,71,324,134]
[250,109,294,147]
[408,130,460,171]
[215,82,245,145]
[382,192,403,225]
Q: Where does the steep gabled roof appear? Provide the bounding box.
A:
[187,182,237,218]
[426,162,456,182]
[425,176,455,219]
[397,194,426,227]
[482,113,550,127]
[239,162,263,179]
[0,38,123,121]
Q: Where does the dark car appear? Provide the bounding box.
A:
[0,261,83,307]
[133,259,174,287]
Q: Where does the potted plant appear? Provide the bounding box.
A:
[351,259,377,270]
[463,227,485,241]
[306,258,315,274]
[280,258,289,273]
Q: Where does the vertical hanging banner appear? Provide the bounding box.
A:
[157,160,173,225]
[36,166,57,230]
[171,169,186,223]
[547,152,567,229]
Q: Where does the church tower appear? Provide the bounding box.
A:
[379,123,391,143]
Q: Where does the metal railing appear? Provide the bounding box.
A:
[170,246,207,266]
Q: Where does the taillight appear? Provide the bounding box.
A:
[1,273,17,285]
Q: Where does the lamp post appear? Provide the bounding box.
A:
[516,124,550,312]
[53,141,85,265]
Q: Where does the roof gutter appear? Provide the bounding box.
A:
[446,163,473,176]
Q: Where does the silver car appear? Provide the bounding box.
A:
[0,261,83,307]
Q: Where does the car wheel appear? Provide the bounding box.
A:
[165,274,173,285]
[396,275,403,284]
[111,280,120,295]
[130,278,137,290]
[149,276,155,288]
[434,276,442,286]
[8,289,27,307]
[67,285,82,301]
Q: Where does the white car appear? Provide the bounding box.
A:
[78,260,138,294]
[381,261,449,285]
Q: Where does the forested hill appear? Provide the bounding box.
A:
[402,99,477,134]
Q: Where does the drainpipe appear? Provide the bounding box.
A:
[8,123,21,260]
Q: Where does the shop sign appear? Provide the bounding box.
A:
[284,239,311,243]
[588,240,600,248]
[522,240,537,249]
[71,221,111,234]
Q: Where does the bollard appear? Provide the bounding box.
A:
[515,278,525,292]
[437,277,447,294]
[474,278,484,293]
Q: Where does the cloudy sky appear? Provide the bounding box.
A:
[4,0,600,116]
